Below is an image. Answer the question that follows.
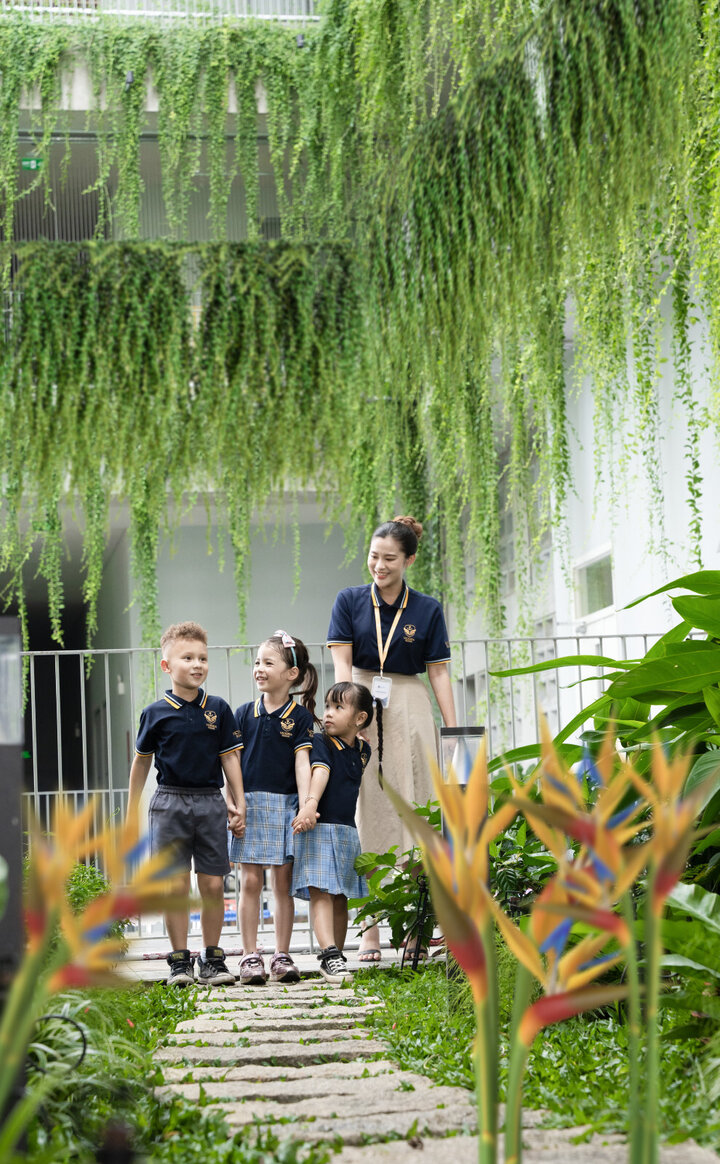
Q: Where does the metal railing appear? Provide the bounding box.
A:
[20,631,657,947]
[0,0,318,21]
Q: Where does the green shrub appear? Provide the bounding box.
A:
[23,858,131,964]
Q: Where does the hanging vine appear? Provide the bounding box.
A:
[0,0,714,650]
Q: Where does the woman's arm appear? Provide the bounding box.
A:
[329,643,353,683]
[427,663,458,727]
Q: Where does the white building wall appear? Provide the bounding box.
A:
[83,497,364,793]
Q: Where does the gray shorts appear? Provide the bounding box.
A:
[148,785,230,877]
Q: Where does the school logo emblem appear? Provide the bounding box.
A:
[281,716,294,738]
[403,623,417,643]
[205,710,218,730]
[361,751,369,769]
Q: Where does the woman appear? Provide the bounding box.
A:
[327,515,457,961]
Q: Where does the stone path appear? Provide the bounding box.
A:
[155,975,718,1163]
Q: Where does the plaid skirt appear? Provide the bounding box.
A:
[228,790,297,866]
[291,823,368,901]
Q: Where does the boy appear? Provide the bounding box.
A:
[126,621,246,987]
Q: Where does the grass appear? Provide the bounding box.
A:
[355,962,720,1153]
[24,983,335,1164]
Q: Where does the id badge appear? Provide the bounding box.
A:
[371,674,392,708]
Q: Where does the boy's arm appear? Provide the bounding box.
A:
[126,753,153,832]
[221,750,246,833]
[292,763,329,832]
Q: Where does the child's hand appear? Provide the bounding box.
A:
[228,803,246,837]
[292,805,318,834]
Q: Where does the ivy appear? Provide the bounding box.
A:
[0,0,714,650]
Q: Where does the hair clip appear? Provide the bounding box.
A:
[274,629,297,667]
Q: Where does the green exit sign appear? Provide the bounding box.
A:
[21,157,42,171]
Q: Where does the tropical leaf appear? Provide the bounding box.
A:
[625,572,720,609]
[704,687,720,731]
[643,621,693,660]
[606,651,720,698]
[489,654,632,678]
[659,954,720,980]
[685,751,720,812]
[672,596,720,637]
[665,882,720,937]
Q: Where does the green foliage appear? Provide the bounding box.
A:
[0,1,714,648]
[492,571,720,772]
[25,983,333,1163]
[357,962,720,1150]
[352,802,440,952]
[354,794,557,949]
[660,882,720,1042]
[487,814,557,917]
[37,860,130,962]
[0,240,364,645]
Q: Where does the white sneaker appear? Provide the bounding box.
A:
[317,945,350,983]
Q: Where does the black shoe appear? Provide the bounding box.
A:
[167,949,195,986]
[196,946,236,986]
[317,945,350,983]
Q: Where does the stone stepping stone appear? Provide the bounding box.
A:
[158,1065,448,1104]
[159,1058,401,1085]
[174,1016,361,1033]
[166,1028,376,1047]
[224,1097,477,1142]
[333,1132,720,1163]
[155,1035,385,1066]
[193,1005,379,1020]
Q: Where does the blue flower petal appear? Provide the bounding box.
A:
[539,917,572,957]
[607,799,643,829]
[576,748,602,789]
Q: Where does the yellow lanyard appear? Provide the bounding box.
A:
[373,586,405,676]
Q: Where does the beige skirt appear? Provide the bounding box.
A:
[352,667,440,859]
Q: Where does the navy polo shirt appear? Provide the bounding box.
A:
[235,696,314,795]
[135,689,241,789]
[327,583,451,674]
[311,733,371,827]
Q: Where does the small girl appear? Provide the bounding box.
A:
[229,630,317,985]
[291,682,373,983]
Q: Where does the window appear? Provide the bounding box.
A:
[575,554,614,617]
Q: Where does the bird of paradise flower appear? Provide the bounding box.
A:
[0,798,181,1160]
[381,723,710,1164]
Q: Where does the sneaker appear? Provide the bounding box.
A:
[270,952,301,983]
[239,952,267,985]
[166,949,195,986]
[196,946,236,987]
[317,945,350,983]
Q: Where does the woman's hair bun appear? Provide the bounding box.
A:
[393,514,423,542]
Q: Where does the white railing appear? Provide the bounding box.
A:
[20,632,658,948]
[0,0,318,20]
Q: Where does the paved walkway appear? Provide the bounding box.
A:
[143,962,718,1163]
